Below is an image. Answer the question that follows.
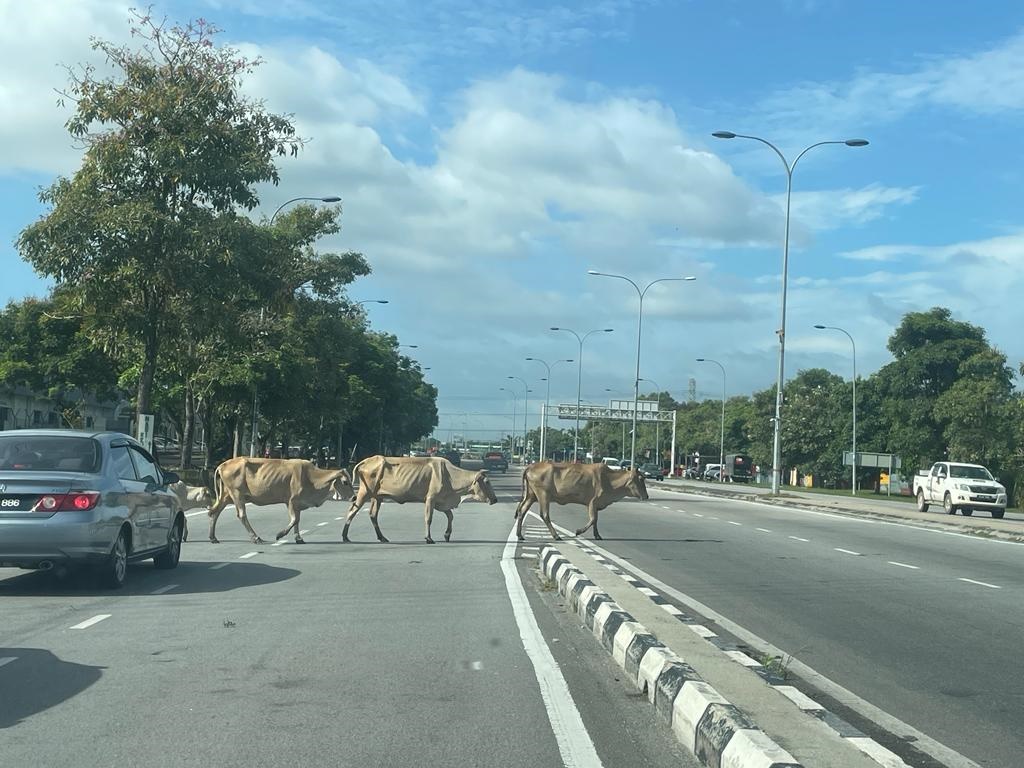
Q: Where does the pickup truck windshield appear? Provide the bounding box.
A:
[948,465,993,480]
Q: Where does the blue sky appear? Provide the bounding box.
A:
[4,1,1024,442]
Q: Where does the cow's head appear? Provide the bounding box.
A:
[471,471,499,505]
[188,485,214,507]
[330,469,356,501]
[626,468,649,501]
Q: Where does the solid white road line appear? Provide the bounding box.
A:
[834,548,861,556]
[209,562,231,570]
[185,510,207,517]
[756,528,772,533]
[70,614,111,630]
[501,523,605,768]
[0,657,17,668]
[150,584,178,595]
[888,561,920,570]
[788,535,810,542]
[239,552,259,560]
[958,577,1001,589]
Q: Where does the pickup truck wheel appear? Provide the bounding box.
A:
[943,493,957,515]
[916,490,929,512]
[992,508,1005,519]
[960,508,973,517]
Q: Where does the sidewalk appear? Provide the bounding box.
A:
[658,477,1024,542]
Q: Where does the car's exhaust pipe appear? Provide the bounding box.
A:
[37,560,55,571]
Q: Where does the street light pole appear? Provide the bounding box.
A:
[697,359,727,483]
[526,357,574,462]
[712,131,867,493]
[639,377,662,469]
[499,387,518,458]
[588,271,696,468]
[815,325,858,495]
[551,328,614,462]
[270,195,342,225]
[507,376,530,463]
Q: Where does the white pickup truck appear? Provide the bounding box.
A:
[913,462,1007,518]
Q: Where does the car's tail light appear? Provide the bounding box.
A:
[34,492,101,512]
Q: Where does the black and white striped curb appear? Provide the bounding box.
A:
[539,545,802,768]
[549,533,912,768]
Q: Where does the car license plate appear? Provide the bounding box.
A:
[0,496,26,511]
[977,495,995,502]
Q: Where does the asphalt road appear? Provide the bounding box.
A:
[539,485,1023,768]
[0,471,696,768]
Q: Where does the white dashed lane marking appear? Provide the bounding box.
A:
[958,577,1001,589]
[834,548,861,556]
[335,516,344,520]
[692,513,704,518]
[756,528,772,533]
[70,614,111,630]
[317,521,330,527]
[0,657,17,668]
[209,562,231,570]
[788,536,810,542]
[727,521,742,526]
[888,561,920,570]
[150,584,178,595]
[239,552,259,560]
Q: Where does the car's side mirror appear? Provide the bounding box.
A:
[162,471,180,485]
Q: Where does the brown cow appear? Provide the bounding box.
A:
[514,461,648,541]
[342,455,497,543]
[169,481,214,542]
[207,458,354,544]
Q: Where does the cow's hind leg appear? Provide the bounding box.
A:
[441,508,454,542]
[342,487,370,542]
[368,499,388,543]
[207,494,231,543]
[423,498,436,544]
[235,501,265,545]
[514,491,537,540]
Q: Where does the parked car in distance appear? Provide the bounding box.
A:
[482,451,508,472]
[638,462,666,480]
[702,463,722,481]
[0,430,185,588]
[602,457,622,469]
[437,449,462,467]
[913,461,1006,518]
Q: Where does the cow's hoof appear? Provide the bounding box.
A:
[377,537,390,543]
[425,537,435,544]
[252,537,266,545]
[593,533,603,541]
[553,534,562,541]
[517,535,525,542]
[275,530,286,541]
[342,536,351,543]
[295,537,305,545]
[444,535,451,542]
[209,537,220,544]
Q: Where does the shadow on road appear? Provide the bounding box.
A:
[0,561,300,597]
[0,649,103,728]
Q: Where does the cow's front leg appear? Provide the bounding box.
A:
[236,503,266,545]
[293,508,305,543]
[276,503,299,542]
[515,492,536,540]
[540,499,561,540]
[342,489,369,542]
[441,508,454,542]
[575,502,599,539]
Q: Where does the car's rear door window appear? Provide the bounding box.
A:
[109,446,138,481]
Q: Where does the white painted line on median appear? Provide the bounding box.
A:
[847,737,910,768]
[637,587,659,597]
[756,527,772,533]
[689,624,718,639]
[834,548,861,556]
[725,650,763,667]
[788,535,810,542]
[958,577,1001,589]
[150,584,178,595]
[70,614,111,630]
[317,521,330,527]
[522,546,540,552]
[888,561,919,570]
[661,604,684,616]
[0,657,17,668]
[521,553,537,560]
[774,685,825,712]
[727,521,742,526]
[239,551,259,560]
[209,562,231,570]
[501,525,605,768]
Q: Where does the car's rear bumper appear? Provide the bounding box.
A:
[0,516,115,569]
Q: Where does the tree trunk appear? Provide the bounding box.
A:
[199,394,216,469]
[232,413,243,458]
[180,384,195,469]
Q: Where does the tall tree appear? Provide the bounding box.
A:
[17,13,303,425]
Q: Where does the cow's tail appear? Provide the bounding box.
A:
[209,466,223,516]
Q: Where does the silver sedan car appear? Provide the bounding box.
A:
[0,429,185,588]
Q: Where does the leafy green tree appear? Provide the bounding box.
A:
[17,13,303,425]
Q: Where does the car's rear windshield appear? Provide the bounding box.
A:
[949,465,993,480]
[0,435,101,473]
